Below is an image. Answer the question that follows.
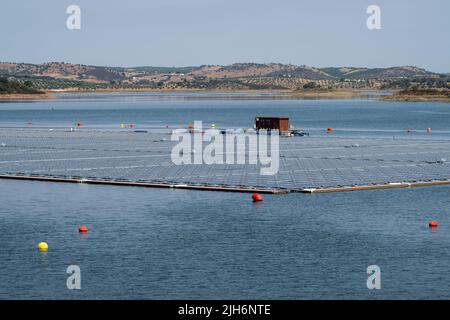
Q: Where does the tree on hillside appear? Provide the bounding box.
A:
[303,82,319,89]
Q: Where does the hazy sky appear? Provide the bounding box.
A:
[1,0,449,72]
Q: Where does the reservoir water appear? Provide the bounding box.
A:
[0,93,449,299]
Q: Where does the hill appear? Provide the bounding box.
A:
[320,66,437,79]
[0,62,447,92]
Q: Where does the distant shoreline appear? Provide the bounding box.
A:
[1,88,448,102]
[0,93,53,100]
[49,88,383,100]
[288,88,382,99]
[42,88,388,99]
[382,89,450,102]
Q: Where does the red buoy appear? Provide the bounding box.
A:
[428,221,439,228]
[327,127,333,133]
[252,193,263,202]
[76,122,83,128]
[78,226,89,233]
[427,128,432,133]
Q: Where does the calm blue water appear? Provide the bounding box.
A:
[0,93,449,299]
[1,92,450,138]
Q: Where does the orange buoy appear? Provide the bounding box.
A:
[78,226,89,233]
[327,127,333,133]
[428,221,439,228]
[252,193,263,202]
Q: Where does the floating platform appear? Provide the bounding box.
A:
[1,128,450,194]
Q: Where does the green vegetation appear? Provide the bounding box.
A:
[303,82,320,89]
[27,76,109,90]
[380,77,449,90]
[0,77,43,94]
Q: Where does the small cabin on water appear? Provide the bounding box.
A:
[255,117,289,133]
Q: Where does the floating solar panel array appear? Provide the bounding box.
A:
[0,128,449,192]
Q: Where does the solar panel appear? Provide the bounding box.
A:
[1,128,450,191]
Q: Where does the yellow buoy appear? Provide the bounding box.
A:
[120,123,125,129]
[211,123,216,129]
[38,242,48,251]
